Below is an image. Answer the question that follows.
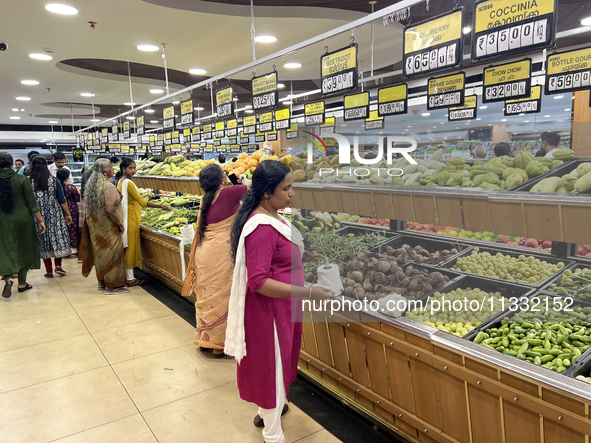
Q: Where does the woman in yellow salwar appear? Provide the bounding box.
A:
[117,157,170,286]
[79,159,128,294]
[182,164,249,357]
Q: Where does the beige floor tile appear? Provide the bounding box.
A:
[142,382,323,443]
[62,283,151,310]
[295,430,342,443]
[92,314,195,364]
[113,344,237,411]
[0,310,88,353]
[52,414,157,443]
[76,296,174,332]
[0,366,137,443]
[0,334,108,393]
[0,284,75,324]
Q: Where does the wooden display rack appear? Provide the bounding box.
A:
[132,176,204,195]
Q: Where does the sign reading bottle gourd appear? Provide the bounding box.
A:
[472,0,557,62]
[163,105,175,129]
[449,95,478,121]
[505,85,542,115]
[304,101,325,126]
[377,84,408,117]
[216,86,234,119]
[427,72,465,110]
[321,44,358,97]
[403,9,464,79]
[179,99,194,127]
[545,46,591,95]
[482,58,531,103]
[251,71,278,111]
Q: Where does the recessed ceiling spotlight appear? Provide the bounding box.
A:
[9,116,20,120]
[440,121,445,124]
[21,80,39,85]
[171,100,180,105]
[29,53,52,60]
[553,95,564,99]
[126,116,135,120]
[244,105,252,109]
[233,97,239,101]
[245,109,254,113]
[476,118,482,121]
[340,124,347,127]
[48,120,58,124]
[463,26,472,34]
[150,89,164,94]
[16,96,31,101]
[45,4,78,15]
[421,113,430,116]
[277,83,285,89]
[150,120,159,124]
[194,107,204,111]
[581,17,591,26]
[189,68,206,75]
[80,92,94,97]
[519,113,525,116]
[432,125,437,128]
[11,108,19,112]
[284,62,302,69]
[524,120,530,123]
[124,102,136,106]
[565,108,571,112]
[137,44,159,52]
[479,105,488,109]
[407,125,412,128]
[255,35,277,43]
[145,109,155,113]
[501,118,507,122]
[90,119,100,122]
[544,114,550,117]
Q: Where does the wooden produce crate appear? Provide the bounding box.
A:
[133,176,204,195]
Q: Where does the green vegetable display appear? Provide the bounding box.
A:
[548,267,591,301]
[472,296,591,373]
[451,247,565,285]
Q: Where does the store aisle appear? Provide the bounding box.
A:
[0,262,341,443]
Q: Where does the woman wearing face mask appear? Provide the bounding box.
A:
[79,159,128,294]
[116,157,170,286]
[225,160,334,443]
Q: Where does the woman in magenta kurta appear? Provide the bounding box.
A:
[227,160,333,443]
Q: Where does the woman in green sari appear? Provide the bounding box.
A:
[79,159,128,294]
[0,152,45,298]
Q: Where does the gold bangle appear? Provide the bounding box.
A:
[308,287,312,300]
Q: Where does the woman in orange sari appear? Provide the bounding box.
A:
[182,164,249,357]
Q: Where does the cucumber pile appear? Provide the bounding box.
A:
[292,212,340,234]
[547,267,591,301]
[472,295,591,373]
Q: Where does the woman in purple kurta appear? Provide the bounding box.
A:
[57,169,80,250]
[226,160,334,443]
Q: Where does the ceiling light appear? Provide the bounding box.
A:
[80,92,94,97]
[245,109,254,113]
[124,102,135,106]
[233,97,239,101]
[149,89,164,94]
[565,108,571,112]
[421,113,430,116]
[126,116,135,120]
[581,17,591,26]
[544,115,550,118]
[137,44,159,52]
[255,35,277,43]
[90,119,100,122]
[244,105,252,109]
[432,126,437,128]
[340,124,347,127]
[172,100,180,105]
[145,109,155,113]
[519,113,525,116]
[29,53,52,60]
[16,96,31,101]
[194,107,204,111]
[479,106,488,109]
[45,4,78,15]
[283,101,293,105]
[407,125,412,128]
[440,121,445,124]
[524,120,530,123]
[476,118,482,121]
[175,115,178,118]
[554,95,564,99]
[284,62,302,69]
[501,118,507,122]
[48,120,58,124]
[189,68,206,75]
[277,83,285,89]
[356,131,359,134]
[21,80,39,85]
[463,26,472,34]
[150,120,158,124]
[11,108,19,112]
[9,116,20,120]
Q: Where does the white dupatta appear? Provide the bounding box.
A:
[224,213,304,363]
[119,178,138,248]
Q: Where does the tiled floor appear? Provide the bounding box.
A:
[0,261,341,443]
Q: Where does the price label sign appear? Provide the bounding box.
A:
[258,111,274,132]
[546,47,591,95]
[505,85,541,115]
[179,99,194,127]
[449,95,478,121]
[190,143,202,154]
[171,131,180,144]
[111,124,119,141]
[226,118,238,137]
[427,72,465,109]
[320,117,336,134]
[321,44,358,97]
[213,138,222,147]
[403,9,464,79]
[472,0,557,62]
[109,143,121,154]
[163,105,175,129]
[251,71,278,111]
[170,144,182,154]
[136,115,145,136]
[343,91,370,121]
[377,84,408,117]
[255,131,266,143]
[214,121,225,138]
[164,132,172,145]
[101,128,108,143]
[203,145,213,153]
[274,108,290,130]
[304,101,325,125]
[267,130,278,141]
[483,58,531,103]
[243,115,256,134]
[157,133,164,146]
[365,110,384,130]
[216,86,234,119]
[286,123,299,139]
[202,124,212,141]
[191,126,201,142]
[149,135,156,147]
[123,121,131,139]
[182,128,191,144]
[247,145,258,153]
[240,132,250,144]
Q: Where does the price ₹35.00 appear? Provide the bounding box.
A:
[322,71,354,95]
